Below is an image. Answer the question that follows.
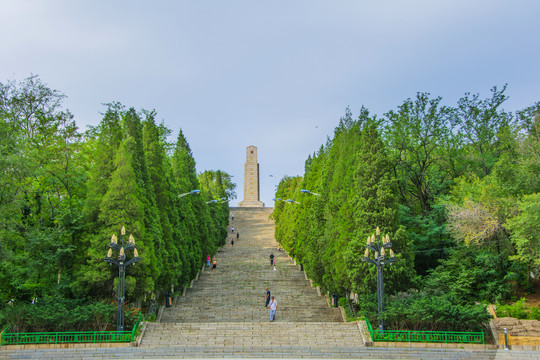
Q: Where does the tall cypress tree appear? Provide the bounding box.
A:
[122,108,165,294]
[171,129,206,283]
[143,113,183,292]
[74,104,125,298]
[347,120,415,295]
[74,137,158,299]
[83,103,123,226]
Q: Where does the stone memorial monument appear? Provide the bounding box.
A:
[238,145,265,207]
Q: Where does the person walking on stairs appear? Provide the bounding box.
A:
[269,296,277,322]
[269,252,274,266]
[231,227,235,233]
[206,254,211,267]
[212,258,217,271]
[265,287,271,307]
[236,232,239,241]
[231,213,234,221]
[231,237,234,247]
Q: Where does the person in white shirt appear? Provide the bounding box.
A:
[269,296,277,322]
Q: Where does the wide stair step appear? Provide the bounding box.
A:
[141,322,363,347]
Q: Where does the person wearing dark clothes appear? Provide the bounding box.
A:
[265,287,271,307]
[236,232,239,240]
[269,253,274,266]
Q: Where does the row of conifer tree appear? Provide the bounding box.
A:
[0,76,232,311]
[274,87,539,313]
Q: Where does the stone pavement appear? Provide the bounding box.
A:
[1,208,539,359]
[143,207,357,350]
[1,341,538,359]
[159,207,342,324]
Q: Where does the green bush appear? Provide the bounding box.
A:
[358,291,491,332]
[496,298,540,320]
[2,296,115,332]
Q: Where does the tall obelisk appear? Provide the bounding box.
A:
[238,145,265,207]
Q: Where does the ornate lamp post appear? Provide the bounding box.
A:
[104,226,141,332]
[362,226,397,331]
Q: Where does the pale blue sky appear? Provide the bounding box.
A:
[1,1,539,206]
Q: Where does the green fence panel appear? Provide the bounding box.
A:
[0,330,133,345]
[0,313,143,346]
[364,318,484,344]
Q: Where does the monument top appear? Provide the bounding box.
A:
[238,145,265,208]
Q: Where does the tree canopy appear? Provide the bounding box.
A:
[0,76,232,315]
[273,88,540,309]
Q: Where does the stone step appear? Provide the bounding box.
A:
[0,346,536,359]
[142,322,363,347]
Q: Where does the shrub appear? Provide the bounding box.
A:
[358,291,491,332]
[2,296,115,332]
[496,298,540,320]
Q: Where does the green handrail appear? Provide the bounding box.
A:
[0,324,10,344]
[364,318,484,344]
[0,312,143,346]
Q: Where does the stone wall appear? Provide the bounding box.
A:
[495,317,540,346]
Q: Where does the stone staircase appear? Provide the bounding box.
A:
[159,207,342,324]
[143,207,356,350]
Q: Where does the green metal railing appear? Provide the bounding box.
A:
[365,318,484,344]
[0,313,142,346]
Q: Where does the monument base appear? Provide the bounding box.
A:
[238,201,265,208]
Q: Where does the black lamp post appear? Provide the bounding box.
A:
[104,226,141,332]
[362,226,397,331]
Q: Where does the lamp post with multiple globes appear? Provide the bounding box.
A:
[361,226,397,331]
[104,226,141,332]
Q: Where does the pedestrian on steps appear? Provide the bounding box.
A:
[265,287,271,307]
[231,213,234,221]
[212,258,217,271]
[231,227,235,233]
[269,252,274,266]
[269,296,277,322]
[236,232,239,240]
[206,254,211,267]
[231,238,234,247]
